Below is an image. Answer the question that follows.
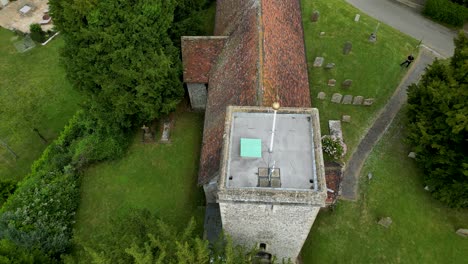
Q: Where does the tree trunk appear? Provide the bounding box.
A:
[33,128,48,144]
[0,138,19,159]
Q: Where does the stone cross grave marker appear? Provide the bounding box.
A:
[331,93,343,103]
[353,96,364,105]
[342,79,352,89]
[342,95,353,104]
[317,92,326,100]
[343,41,352,55]
[311,11,320,22]
[313,57,324,67]
[363,98,375,106]
[328,79,336,87]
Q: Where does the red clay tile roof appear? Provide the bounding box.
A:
[324,162,342,205]
[196,0,311,185]
[181,37,227,83]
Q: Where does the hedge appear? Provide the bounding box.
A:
[424,0,468,27]
[0,111,129,259]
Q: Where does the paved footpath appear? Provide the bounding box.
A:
[340,48,436,200]
[339,0,454,200]
[346,0,456,58]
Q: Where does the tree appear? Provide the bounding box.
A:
[406,31,468,207]
[49,0,184,129]
[73,209,274,264]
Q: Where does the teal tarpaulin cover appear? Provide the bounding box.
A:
[240,138,262,158]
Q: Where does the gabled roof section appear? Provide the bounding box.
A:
[181,36,228,83]
[197,0,311,185]
[198,3,260,185]
[261,0,311,107]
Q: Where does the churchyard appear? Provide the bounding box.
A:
[0,0,466,262]
[301,110,468,263]
[302,0,419,158]
[0,28,80,182]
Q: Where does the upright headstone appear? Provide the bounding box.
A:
[408,152,416,158]
[368,32,377,42]
[320,31,326,36]
[328,79,336,87]
[160,119,172,143]
[313,57,325,67]
[311,11,320,22]
[141,125,154,143]
[343,41,352,55]
[456,229,468,238]
[342,95,353,104]
[317,92,326,100]
[331,93,343,103]
[342,79,353,89]
[354,14,360,22]
[363,98,375,106]
[325,63,335,69]
[378,217,393,228]
[342,115,351,123]
[353,96,364,105]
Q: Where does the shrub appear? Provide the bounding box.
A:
[29,23,46,43]
[423,0,468,27]
[0,180,16,206]
[321,136,344,161]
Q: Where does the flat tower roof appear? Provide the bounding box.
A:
[227,112,316,189]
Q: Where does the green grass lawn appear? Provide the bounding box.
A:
[71,110,206,256]
[301,110,468,263]
[0,29,81,181]
[302,0,419,158]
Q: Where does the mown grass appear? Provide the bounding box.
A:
[301,0,419,158]
[0,28,81,181]
[301,110,468,263]
[72,110,205,255]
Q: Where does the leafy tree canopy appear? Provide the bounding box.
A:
[49,0,184,129]
[406,31,468,207]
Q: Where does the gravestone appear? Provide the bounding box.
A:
[342,95,353,104]
[342,115,351,123]
[408,152,416,158]
[328,79,336,86]
[160,118,172,143]
[353,96,364,105]
[354,14,360,22]
[328,120,343,141]
[313,57,324,67]
[424,186,430,191]
[320,31,325,36]
[378,217,393,228]
[311,11,320,22]
[368,172,373,181]
[331,93,343,103]
[342,79,352,89]
[317,92,326,100]
[343,41,352,55]
[141,125,154,143]
[325,63,335,69]
[363,98,375,106]
[456,229,468,238]
[369,32,377,42]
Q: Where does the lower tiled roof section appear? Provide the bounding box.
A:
[181,36,227,83]
[324,161,343,205]
[198,4,260,185]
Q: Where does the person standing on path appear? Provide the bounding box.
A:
[400,54,415,68]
